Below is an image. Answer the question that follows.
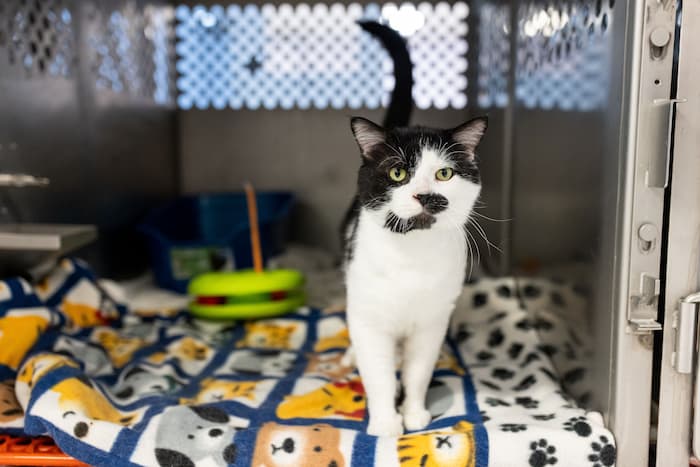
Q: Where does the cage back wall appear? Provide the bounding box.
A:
[0,0,677,466]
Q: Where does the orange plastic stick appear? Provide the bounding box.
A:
[244,182,264,274]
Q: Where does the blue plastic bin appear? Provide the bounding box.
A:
[139,192,295,293]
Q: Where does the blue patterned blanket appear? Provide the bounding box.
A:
[0,259,615,467]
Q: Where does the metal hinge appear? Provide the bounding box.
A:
[672,292,700,374]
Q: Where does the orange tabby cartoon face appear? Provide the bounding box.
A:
[396,421,475,467]
[305,352,354,380]
[314,328,350,352]
[93,329,147,368]
[238,322,298,349]
[276,379,365,420]
[252,423,346,467]
[181,378,260,404]
[17,353,79,389]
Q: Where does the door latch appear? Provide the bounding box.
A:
[672,292,700,374]
[629,273,663,334]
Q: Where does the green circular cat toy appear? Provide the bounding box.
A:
[188,184,305,320]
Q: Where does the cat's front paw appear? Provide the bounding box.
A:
[402,407,432,431]
[367,413,404,437]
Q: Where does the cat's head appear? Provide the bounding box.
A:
[350,117,487,234]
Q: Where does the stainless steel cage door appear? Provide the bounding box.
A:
[654,1,700,465]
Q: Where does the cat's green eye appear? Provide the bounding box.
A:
[436,168,454,181]
[388,167,407,182]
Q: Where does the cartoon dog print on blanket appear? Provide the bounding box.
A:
[305,352,355,380]
[153,405,238,467]
[217,349,297,377]
[92,328,148,368]
[277,378,365,420]
[0,380,23,424]
[252,422,346,467]
[0,308,53,370]
[237,321,302,349]
[396,421,475,467]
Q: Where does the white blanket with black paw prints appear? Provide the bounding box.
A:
[451,277,616,467]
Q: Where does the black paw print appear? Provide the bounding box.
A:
[529,439,557,466]
[520,352,541,368]
[513,375,537,391]
[563,416,592,437]
[480,380,501,391]
[532,413,555,421]
[492,367,515,380]
[473,292,488,307]
[488,328,505,347]
[489,311,508,323]
[589,435,616,466]
[500,423,527,433]
[515,397,539,409]
[523,285,542,298]
[485,397,510,407]
[455,324,472,343]
[477,350,495,361]
[496,285,512,297]
[508,342,524,359]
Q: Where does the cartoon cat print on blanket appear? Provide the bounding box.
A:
[16,353,80,408]
[305,352,355,380]
[0,380,22,423]
[149,337,212,365]
[93,328,148,368]
[154,405,238,467]
[314,328,350,352]
[396,421,475,467]
[181,378,261,405]
[0,309,53,370]
[252,422,346,467]
[277,379,365,420]
[237,322,299,349]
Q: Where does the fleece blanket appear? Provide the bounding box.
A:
[0,258,616,467]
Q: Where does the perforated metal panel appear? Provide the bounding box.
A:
[85,1,175,103]
[174,3,468,110]
[1,0,76,77]
[476,2,510,108]
[515,0,613,111]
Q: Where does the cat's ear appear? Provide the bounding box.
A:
[350,117,385,158]
[450,116,488,159]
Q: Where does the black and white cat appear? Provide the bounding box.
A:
[342,116,488,436]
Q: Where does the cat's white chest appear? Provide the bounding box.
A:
[345,211,467,334]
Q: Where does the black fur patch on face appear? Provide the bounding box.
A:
[384,211,436,234]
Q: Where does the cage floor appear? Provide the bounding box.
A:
[0,258,615,466]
